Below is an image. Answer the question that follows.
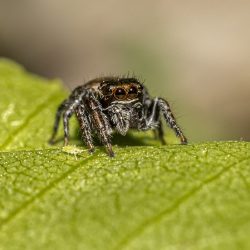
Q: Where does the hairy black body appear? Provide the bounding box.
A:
[49,77,187,157]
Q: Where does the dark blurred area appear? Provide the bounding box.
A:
[1,0,249,141]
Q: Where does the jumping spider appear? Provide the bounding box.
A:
[49,76,187,157]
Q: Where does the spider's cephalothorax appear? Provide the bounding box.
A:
[49,76,187,157]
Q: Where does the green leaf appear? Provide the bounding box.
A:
[0,59,250,250]
[0,59,69,151]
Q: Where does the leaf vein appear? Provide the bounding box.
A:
[114,156,250,250]
[0,92,60,150]
[0,154,94,229]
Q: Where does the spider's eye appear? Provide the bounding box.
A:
[102,86,112,95]
[114,88,126,100]
[127,86,138,98]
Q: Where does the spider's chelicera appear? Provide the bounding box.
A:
[49,77,187,157]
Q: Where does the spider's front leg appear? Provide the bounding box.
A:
[157,98,188,144]
[87,96,114,157]
[146,97,166,145]
[75,104,95,154]
[139,97,166,144]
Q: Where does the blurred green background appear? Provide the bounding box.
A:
[0,0,249,142]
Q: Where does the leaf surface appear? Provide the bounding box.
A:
[0,59,250,250]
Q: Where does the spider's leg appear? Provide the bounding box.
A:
[144,97,166,145]
[75,104,95,154]
[50,86,89,146]
[62,104,76,146]
[87,97,114,157]
[49,99,68,144]
[157,98,187,144]
[146,97,158,127]
[151,99,166,145]
[154,120,166,145]
[61,94,87,146]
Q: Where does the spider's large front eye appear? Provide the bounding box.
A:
[127,86,138,99]
[114,88,126,100]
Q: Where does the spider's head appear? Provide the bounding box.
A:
[99,78,144,135]
[99,78,143,108]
